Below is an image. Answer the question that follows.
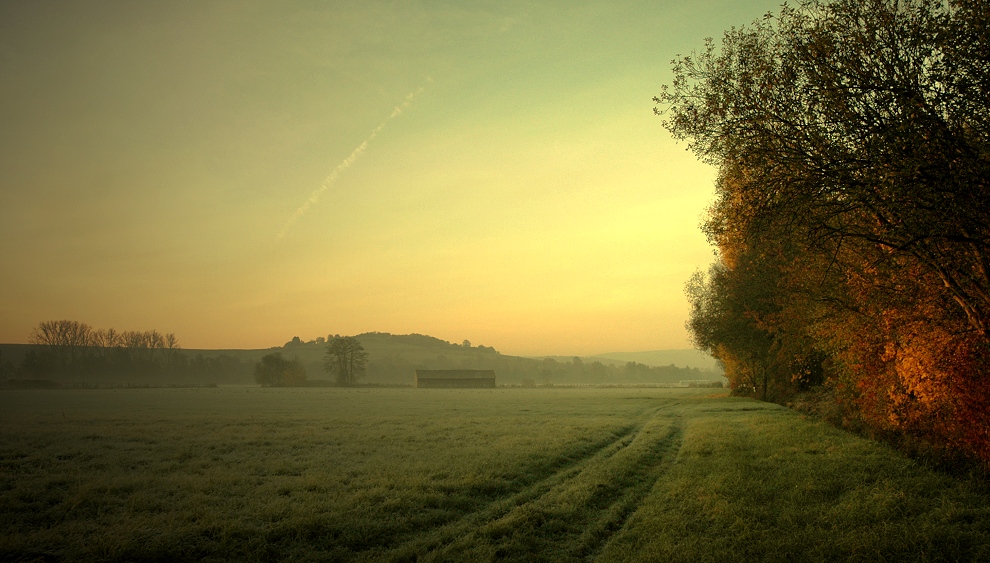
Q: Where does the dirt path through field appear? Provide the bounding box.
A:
[380,400,687,562]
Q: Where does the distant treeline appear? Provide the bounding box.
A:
[365,355,711,386]
[1,324,718,387]
[1,320,252,384]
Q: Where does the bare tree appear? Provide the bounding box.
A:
[162,333,180,369]
[92,328,121,360]
[121,330,155,366]
[30,320,92,371]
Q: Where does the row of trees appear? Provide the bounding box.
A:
[11,320,254,383]
[662,0,990,461]
[24,320,182,378]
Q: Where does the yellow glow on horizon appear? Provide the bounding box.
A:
[0,0,780,355]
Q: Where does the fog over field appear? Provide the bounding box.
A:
[1,331,724,388]
[3,388,989,561]
[3,0,990,560]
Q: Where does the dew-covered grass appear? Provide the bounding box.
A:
[1,387,988,561]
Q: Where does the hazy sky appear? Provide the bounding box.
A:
[0,0,780,355]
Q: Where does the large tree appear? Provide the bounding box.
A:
[324,336,368,386]
[661,0,990,461]
[658,0,990,337]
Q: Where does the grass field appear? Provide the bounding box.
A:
[1,387,989,562]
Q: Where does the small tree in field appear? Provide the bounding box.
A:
[324,336,368,386]
[254,353,307,387]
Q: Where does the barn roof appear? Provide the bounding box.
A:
[415,369,495,379]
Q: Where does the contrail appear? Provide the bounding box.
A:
[277,86,426,240]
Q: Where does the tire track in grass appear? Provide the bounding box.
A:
[340,423,641,561]
[574,413,684,561]
[376,427,643,559]
[444,409,683,562]
[378,402,685,562]
[374,403,677,561]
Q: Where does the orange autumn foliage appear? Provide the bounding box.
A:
[668,0,990,465]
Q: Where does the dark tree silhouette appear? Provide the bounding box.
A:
[254,353,307,387]
[660,0,990,461]
[324,336,368,386]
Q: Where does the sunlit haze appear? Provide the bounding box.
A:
[0,0,780,355]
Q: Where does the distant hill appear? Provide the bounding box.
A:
[0,334,723,386]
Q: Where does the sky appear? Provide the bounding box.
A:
[0,0,782,356]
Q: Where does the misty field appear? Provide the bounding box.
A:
[2,388,989,562]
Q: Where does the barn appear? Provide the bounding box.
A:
[415,369,496,388]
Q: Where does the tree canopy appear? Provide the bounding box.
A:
[662,0,990,462]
